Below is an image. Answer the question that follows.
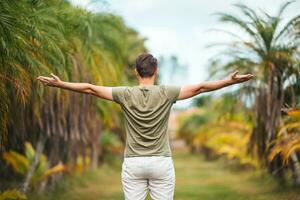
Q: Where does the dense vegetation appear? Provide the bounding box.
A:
[0,0,145,196]
[1,0,299,199]
[177,1,300,186]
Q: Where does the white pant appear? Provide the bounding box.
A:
[121,156,175,200]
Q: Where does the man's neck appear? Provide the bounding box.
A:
[138,77,155,86]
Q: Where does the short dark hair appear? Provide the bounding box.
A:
[135,53,158,78]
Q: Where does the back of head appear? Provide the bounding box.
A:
[135,53,158,78]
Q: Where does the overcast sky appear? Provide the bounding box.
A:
[69,0,299,107]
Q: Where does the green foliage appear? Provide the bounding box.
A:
[100,131,123,154]
[209,0,300,183]
[177,111,211,145]
[178,93,257,167]
[3,151,29,175]
[3,142,67,189]
[268,109,300,165]
[0,189,27,200]
[193,95,212,107]
[193,115,257,168]
[0,0,146,145]
[0,0,145,191]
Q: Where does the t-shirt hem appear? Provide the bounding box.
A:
[124,152,172,158]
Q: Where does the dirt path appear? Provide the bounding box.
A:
[31,149,299,200]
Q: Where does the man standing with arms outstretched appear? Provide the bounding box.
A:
[37,53,254,200]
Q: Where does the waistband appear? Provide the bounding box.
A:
[124,155,172,161]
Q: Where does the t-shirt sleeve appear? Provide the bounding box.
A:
[165,85,181,104]
[112,86,126,104]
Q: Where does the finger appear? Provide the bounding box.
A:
[243,75,254,81]
[50,73,59,80]
[38,77,47,82]
[50,73,57,79]
[239,74,254,78]
[39,77,51,83]
[37,76,45,80]
[245,74,254,79]
[237,74,248,79]
[38,76,47,79]
[232,70,239,78]
[41,76,53,81]
[38,78,49,83]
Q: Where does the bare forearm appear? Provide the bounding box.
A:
[178,79,233,100]
[57,81,93,94]
[178,71,254,100]
[37,74,113,100]
[196,78,234,93]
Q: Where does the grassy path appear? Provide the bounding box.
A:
[31,150,300,200]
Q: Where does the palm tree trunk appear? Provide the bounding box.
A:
[22,135,45,193]
[290,153,300,186]
[266,65,286,182]
[91,141,99,169]
[281,123,300,186]
[266,64,278,143]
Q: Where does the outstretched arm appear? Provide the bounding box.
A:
[177,71,254,100]
[37,73,113,101]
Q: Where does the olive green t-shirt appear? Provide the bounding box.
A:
[112,85,181,157]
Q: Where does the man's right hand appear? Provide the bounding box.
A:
[37,73,114,101]
[37,73,62,87]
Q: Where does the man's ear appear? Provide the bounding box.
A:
[154,67,159,77]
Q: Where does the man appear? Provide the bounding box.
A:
[37,53,254,200]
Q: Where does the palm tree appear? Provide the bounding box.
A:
[211,1,300,184]
[268,108,300,185]
[0,0,146,191]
